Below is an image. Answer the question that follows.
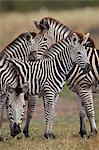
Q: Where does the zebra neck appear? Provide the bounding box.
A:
[49,21,71,42]
[55,53,74,80]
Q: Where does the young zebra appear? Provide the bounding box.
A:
[0,31,35,140]
[32,17,98,137]
[7,33,91,139]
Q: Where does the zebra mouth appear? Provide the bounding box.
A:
[83,63,92,74]
[11,122,21,137]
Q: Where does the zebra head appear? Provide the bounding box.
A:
[32,18,71,59]
[21,31,37,61]
[69,32,91,73]
[30,28,54,60]
[6,82,29,137]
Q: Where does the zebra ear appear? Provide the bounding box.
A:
[41,19,50,30]
[24,32,31,41]
[71,33,79,45]
[33,20,50,30]
[21,82,29,93]
[33,21,42,30]
[29,32,37,38]
[81,33,90,45]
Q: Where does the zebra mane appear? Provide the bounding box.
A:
[1,32,36,52]
[39,17,72,33]
[39,17,95,48]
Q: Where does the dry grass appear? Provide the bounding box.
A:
[0,92,99,150]
[0,8,99,50]
[0,90,99,150]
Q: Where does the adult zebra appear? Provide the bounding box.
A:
[0,31,35,140]
[32,17,99,137]
[7,33,92,139]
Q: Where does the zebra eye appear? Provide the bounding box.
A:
[9,105,12,108]
[23,105,25,108]
[77,52,81,55]
[43,37,47,41]
[6,105,9,109]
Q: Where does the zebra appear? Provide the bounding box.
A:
[0,31,35,140]
[0,54,29,140]
[32,17,98,137]
[7,33,92,139]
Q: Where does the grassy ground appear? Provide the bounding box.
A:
[0,86,99,150]
[0,9,99,149]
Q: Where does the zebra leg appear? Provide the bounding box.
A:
[43,93,59,139]
[23,95,36,138]
[0,101,4,141]
[77,94,86,137]
[79,88,97,136]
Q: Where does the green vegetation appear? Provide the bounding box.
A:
[60,85,76,98]
[0,0,99,12]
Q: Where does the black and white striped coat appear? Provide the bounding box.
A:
[8,34,91,139]
[32,17,98,137]
[0,31,35,140]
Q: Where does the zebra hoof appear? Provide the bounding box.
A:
[79,129,86,138]
[44,133,56,139]
[88,129,97,138]
[0,136,4,142]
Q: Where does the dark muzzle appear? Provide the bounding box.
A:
[83,63,91,74]
[11,122,21,137]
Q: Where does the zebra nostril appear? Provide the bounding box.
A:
[86,63,91,72]
[23,105,25,108]
[12,123,21,135]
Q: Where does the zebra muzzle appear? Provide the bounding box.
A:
[84,63,92,73]
[11,122,21,137]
